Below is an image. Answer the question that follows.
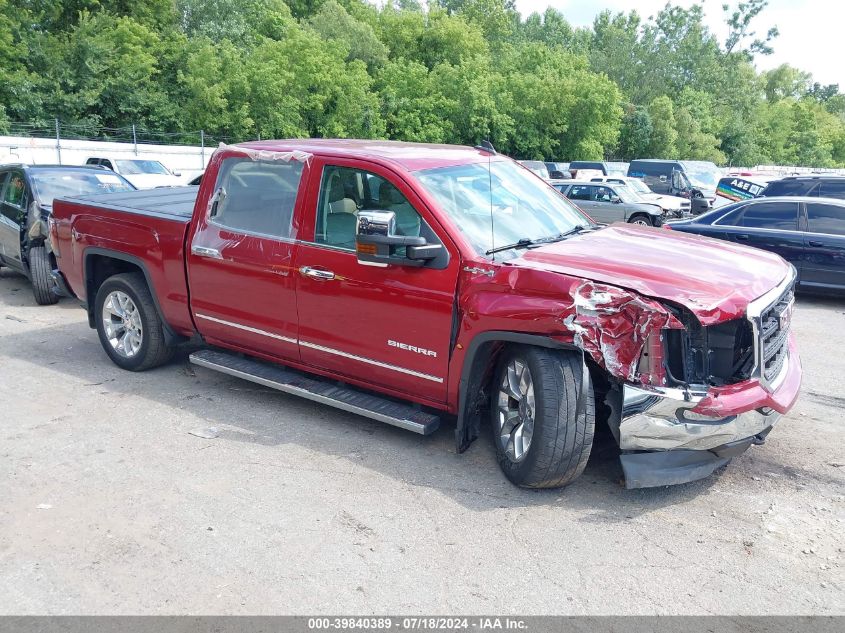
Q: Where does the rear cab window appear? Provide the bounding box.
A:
[211,158,304,239]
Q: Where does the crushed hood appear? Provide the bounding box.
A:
[511,223,791,324]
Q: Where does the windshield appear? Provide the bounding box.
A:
[612,186,644,204]
[30,171,135,206]
[416,160,588,256]
[625,179,652,195]
[682,162,721,189]
[606,162,628,176]
[115,160,171,175]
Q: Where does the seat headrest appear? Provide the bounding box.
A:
[328,173,346,203]
[379,181,401,207]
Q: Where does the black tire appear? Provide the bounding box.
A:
[94,272,174,371]
[491,346,595,489]
[29,246,59,305]
[628,214,653,227]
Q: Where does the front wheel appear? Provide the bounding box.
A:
[29,246,59,305]
[94,272,174,371]
[628,214,653,227]
[491,347,595,489]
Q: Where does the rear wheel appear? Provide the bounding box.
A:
[29,246,59,305]
[491,346,595,489]
[94,273,174,371]
[628,214,653,227]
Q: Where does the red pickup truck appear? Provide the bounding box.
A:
[51,140,802,489]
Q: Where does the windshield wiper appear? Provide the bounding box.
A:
[486,238,535,255]
[534,225,592,243]
[485,225,593,256]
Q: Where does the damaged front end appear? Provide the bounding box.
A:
[582,270,801,489]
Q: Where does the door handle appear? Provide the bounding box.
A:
[735,234,749,241]
[191,245,222,259]
[808,240,825,247]
[299,266,335,281]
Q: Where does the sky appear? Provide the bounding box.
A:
[512,0,844,87]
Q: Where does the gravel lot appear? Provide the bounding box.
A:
[0,268,842,615]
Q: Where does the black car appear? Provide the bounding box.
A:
[0,164,135,304]
[666,196,845,294]
[760,175,845,200]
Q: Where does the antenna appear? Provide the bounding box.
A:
[475,140,496,260]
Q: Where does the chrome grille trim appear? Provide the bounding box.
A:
[746,267,796,391]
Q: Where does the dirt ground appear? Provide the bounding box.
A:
[0,268,842,615]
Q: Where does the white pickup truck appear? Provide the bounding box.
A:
[85,156,183,189]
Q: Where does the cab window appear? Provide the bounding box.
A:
[211,158,303,238]
[315,166,423,251]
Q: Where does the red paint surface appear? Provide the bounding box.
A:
[693,338,802,416]
[53,140,801,421]
[516,223,791,325]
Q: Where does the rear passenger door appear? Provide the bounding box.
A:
[187,155,308,362]
[718,200,803,270]
[566,185,603,220]
[802,201,845,290]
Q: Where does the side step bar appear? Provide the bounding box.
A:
[189,349,440,435]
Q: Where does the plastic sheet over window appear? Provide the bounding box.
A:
[217,143,312,165]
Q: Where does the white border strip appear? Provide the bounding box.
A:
[194,313,444,384]
[299,341,444,384]
[195,313,297,345]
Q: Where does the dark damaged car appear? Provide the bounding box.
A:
[50,140,801,489]
[0,164,134,304]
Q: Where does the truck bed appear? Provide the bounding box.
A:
[58,186,198,222]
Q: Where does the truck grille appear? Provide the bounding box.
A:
[756,286,794,386]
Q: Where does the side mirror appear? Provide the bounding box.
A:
[612,196,623,204]
[356,210,441,267]
[173,171,182,177]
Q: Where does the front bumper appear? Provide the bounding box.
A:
[618,338,801,488]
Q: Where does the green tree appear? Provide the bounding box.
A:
[176,0,294,43]
[646,96,678,158]
[377,60,453,142]
[309,0,388,71]
[618,105,652,161]
[723,0,779,57]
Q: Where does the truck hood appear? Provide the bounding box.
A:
[510,223,791,324]
[643,193,689,210]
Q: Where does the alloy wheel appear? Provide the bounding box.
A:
[101,290,143,358]
[497,359,536,462]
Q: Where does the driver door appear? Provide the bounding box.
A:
[0,170,28,270]
[293,158,460,404]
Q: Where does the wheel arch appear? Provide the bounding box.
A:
[455,331,590,453]
[83,248,181,345]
